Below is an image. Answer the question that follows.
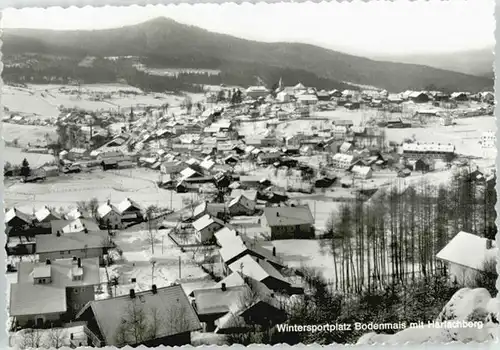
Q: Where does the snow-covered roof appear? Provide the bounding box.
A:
[35,206,59,223]
[5,207,32,225]
[351,165,372,176]
[180,167,198,179]
[192,214,222,231]
[436,231,498,271]
[332,153,354,163]
[97,202,118,218]
[117,198,143,214]
[402,143,455,153]
[200,159,215,171]
[215,227,242,248]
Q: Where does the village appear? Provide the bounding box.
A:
[4,80,498,348]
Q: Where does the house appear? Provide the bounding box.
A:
[258,152,282,165]
[297,94,318,106]
[451,92,468,101]
[408,91,430,103]
[34,206,61,228]
[50,218,100,235]
[192,202,227,221]
[65,208,87,221]
[10,257,100,328]
[402,142,455,160]
[246,86,270,99]
[351,165,373,179]
[436,231,498,285]
[36,229,112,265]
[190,284,252,332]
[76,285,201,347]
[260,205,314,240]
[97,201,122,229]
[180,167,203,181]
[117,198,144,222]
[192,214,225,243]
[331,153,355,170]
[160,161,186,175]
[214,227,242,247]
[5,207,33,236]
[339,142,353,154]
[227,194,255,216]
[190,276,286,333]
[276,91,292,103]
[414,157,434,173]
[68,148,88,161]
[480,91,494,104]
[316,90,331,101]
[228,255,291,292]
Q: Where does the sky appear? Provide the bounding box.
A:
[1,0,495,56]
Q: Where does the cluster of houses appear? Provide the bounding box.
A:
[5,197,145,258]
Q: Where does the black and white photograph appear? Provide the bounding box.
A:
[1,0,498,348]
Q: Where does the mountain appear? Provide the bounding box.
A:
[370,48,494,79]
[2,17,493,92]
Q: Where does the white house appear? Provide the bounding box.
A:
[331,153,355,170]
[436,231,498,285]
[192,214,225,243]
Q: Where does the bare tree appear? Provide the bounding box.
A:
[18,328,43,350]
[114,302,151,346]
[182,196,197,218]
[48,327,68,349]
[145,205,159,254]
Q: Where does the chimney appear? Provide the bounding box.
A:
[77,258,82,268]
[221,283,226,292]
[272,247,276,257]
[486,239,493,249]
[46,259,51,265]
[129,289,136,299]
[107,200,111,206]
[152,284,157,294]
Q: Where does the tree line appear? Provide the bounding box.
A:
[322,169,496,294]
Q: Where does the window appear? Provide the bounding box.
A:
[60,251,64,255]
[81,249,85,252]
[67,250,71,254]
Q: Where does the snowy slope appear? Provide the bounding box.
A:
[357,288,499,345]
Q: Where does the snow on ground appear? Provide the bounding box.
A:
[386,116,496,159]
[4,168,197,213]
[2,86,61,117]
[4,147,56,168]
[357,288,499,345]
[4,83,208,117]
[10,325,85,349]
[261,239,334,279]
[109,228,216,298]
[2,124,57,146]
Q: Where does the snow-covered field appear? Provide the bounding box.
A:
[386,116,496,158]
[2,86,61,117]
[2,124,57,146]
[4,168,198,213]
[3,83,207,117]
[4,147,56,168]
